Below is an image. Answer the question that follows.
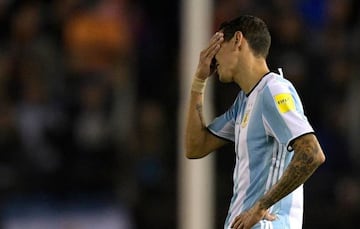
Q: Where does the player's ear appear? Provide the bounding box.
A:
[234,31,243,48]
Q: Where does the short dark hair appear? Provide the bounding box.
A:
[219,15,271,58]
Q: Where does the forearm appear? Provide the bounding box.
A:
[185,89,208,158]
[258,134,325,210]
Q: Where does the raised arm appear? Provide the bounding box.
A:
[231,133,326,229]
[185,32,227,159]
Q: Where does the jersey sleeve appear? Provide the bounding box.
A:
[207,94,241,142]
[262,80,314,151]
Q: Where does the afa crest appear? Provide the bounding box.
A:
[241,110,250,128]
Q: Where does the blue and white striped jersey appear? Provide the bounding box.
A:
[208,70,314,229]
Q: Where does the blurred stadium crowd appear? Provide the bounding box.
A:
[0,0,177,228]
[0,0,359,228]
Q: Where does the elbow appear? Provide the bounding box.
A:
[316,151,326,166]
[313,149,326,167]
[185,134,211,159]
[185,148,204,159]
[185,143,205,159]
[314,135,326,166]
[185,138,201,159]
[186,153,200,159]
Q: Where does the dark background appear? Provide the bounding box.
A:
[0,0,359,228]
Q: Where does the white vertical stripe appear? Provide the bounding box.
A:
[227,158,241,222]
[229,147,250,224]
[260,220,265,229]
[228,92,259,225]
[265,143,277,192]
[278,145,287,180]
[265,143,280,215]
[271,145,284,186]
[289,185,304,229]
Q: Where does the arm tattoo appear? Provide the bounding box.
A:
[196,102,205,126]
[259,135,322,209]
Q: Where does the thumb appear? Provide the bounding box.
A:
[264,211,277,221]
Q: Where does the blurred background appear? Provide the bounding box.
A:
[0,0,359,228]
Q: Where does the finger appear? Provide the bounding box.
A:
[199,46,220,71]
[231,216,242,228]
[238,222,244,229]
[209,43,221,57]
[202,40,222,64]
[209,34,223,50]
[209,32,223,44]
[264,212,277,221]
[203,34,223,59]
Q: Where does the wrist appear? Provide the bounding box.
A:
[257,198,272,211]
[191,76,208,94]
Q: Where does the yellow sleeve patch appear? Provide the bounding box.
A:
[274,93,295,113]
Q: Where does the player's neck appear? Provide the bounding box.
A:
[234,58,269,94]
